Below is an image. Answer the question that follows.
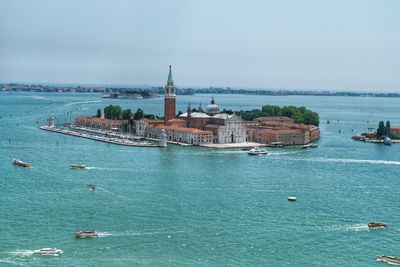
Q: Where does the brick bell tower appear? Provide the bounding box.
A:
[164,65,176,124]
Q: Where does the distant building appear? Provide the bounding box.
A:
[75,116,127,131]
[244,118,320,145]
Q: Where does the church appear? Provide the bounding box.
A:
[135,66,247,145]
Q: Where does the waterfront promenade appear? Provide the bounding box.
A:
[39,126,162,147]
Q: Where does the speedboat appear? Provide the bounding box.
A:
[248,147,268,155]
[33,248,63,256]
[74,230,98,238]
[302,143,319,149]
[377,255,400,265]
[87,184,96,190]
[12,159,31,167]
[368,222,387,228]
[70,164,86,169]
[288,196,297,201]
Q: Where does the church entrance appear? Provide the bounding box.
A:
[231,134,234,143]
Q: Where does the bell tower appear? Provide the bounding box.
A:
[164,65,176,124]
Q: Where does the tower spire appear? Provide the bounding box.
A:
[167,65,174,86]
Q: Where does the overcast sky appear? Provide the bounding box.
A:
[0,0,399,91]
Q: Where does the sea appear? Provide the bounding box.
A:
[1,92,400,266]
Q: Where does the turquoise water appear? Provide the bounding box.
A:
[1,92,400,266]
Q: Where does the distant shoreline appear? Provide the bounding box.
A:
[1,83,399,98]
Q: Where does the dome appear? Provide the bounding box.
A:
[205,97,220,114]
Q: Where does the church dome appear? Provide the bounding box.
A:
[206,97,220,114]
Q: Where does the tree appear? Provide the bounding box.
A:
[303,110,319,126]
[96,109,102,118]
[122,109,132,120]
[386,121,391,137]
[377,121,385,138]
[133,108,144,120]
[104,105,123,120]
[261,105,281,116]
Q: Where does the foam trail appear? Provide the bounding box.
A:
[325,223,369,232]
[96,187,130,200]
[9,250,34,256]
[277,156,400,166]
[97,230,187,238]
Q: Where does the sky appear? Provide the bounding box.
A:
[0,0,399,91]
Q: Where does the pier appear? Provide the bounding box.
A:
[39,126,162,147]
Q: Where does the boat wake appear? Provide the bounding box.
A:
[325,223,369,232]
[277,156,400,166]
[8,250,34,256]
[95,187,131,200]
[97,229,187,238]
[84,166,97,170]
[0,258,21,266]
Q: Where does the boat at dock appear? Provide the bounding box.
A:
[302,143,319,149]
[12,159,31,167]
[33,248,63,256]
[248,147,268,155]
[384,137,392,145]
[377,255,400,265]
[74,230,98,238]
[268,142,284,147]
[70,164,86,169]
[368,222,387,228]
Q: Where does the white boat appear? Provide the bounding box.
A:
[33,248,63,256]
[302,143,319,149]
[70,164,86,169]
[383,137,392,145]
[87,184,96,190]
[74,230,98,238]
[377,255,400,265]
[288,196,297,201]
[12,159,31,167]
[248,147,268,155]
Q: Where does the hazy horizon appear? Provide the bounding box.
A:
[1,0,399,91]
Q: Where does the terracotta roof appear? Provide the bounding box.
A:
[154,124,211,134]
[76,116,127,124]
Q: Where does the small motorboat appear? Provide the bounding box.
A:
[70,164,86,169]
[248,147,268,155]
[377,255,400,265]
[87,184,96,190]
[302,143,319,149]
[368,222,387,228]
[12,159,31,167]
[288,196,297,202]
[74,230,98,238]
[383,137,392,145]
[33,248,63,256]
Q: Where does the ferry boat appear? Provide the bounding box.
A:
[302,143,319,149]
[12,159,31,167]
[377,255,400,265]
[368,222,387,228]
[74,230,98,238]
[33,248,63,256]
[70,164,86,169]
[248,147,268,155]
